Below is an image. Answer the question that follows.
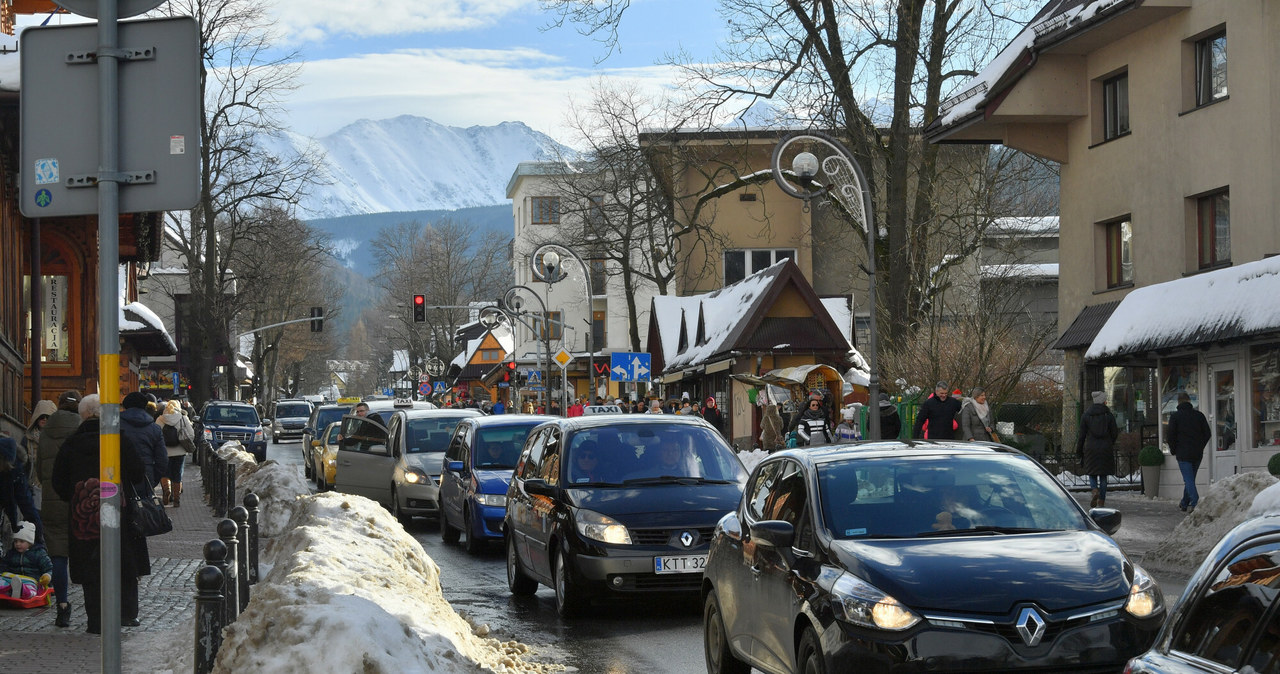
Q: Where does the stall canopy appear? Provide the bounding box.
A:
[732,364,848,388]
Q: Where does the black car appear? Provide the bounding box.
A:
[302,403,351,480]
[504,415,747,618]
[1126,513,1280,674]
[702,442,1166,674]
[197,401,268,462]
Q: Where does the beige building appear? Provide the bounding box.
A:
[929,0,1280,495]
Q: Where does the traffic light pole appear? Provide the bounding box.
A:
[234,313,325,340]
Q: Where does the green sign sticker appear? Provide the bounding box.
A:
[34,189,52,207]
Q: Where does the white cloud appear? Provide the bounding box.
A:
[270,0,534,43]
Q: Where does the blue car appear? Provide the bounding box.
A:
[197,401,268,462]
[439,414,555,554]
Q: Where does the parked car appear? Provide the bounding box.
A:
[270,399,314,444]
[1125,513,1280,674]
[302,403,353,479]
[440,414,556,554]
[702,442,1166,674]
[333,407,481,522]
[197,401,268,462]
[308,421,342,492]
[504,415,747,618]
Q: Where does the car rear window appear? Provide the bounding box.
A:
[315,407,348,430]
[473,424,541,470]
[406,416,470,453]
[564,423,745,485]
[276,403,310,418]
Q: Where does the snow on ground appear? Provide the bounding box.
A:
[234,456,312,538]
[1140,471,1279,574]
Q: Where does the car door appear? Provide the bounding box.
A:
[509,428,549,580]
[725,460,781,663]
[440,422,471,530]
[750,459,813,672]
[334,415,391,504]
[527,426,564,578]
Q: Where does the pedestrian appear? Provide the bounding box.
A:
[1076,390,1119,508]
[120,391,167,487]
[35,390,80,627]
[912,381,962,440]
[157,399,196,507]
[567,397,584,417]
[703,397,724,435]
[522,400,534,414]
[0,437,42,548]
[550,400,562,416]
[648,400,664,414]
[491,399,505,415]
[877,393,902,440]
[793,395,834,446]
[1165,392,1211,513]
[0,521,52,591]
[959,387,997,442]
[21,400,56,507]
[51,394,151,633]
[760,397,785,451]
[834,406,862,442]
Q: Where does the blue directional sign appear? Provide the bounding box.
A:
[433,381,447,393]
[610,352,652,382]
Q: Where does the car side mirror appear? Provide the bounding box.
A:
[524,478,556,497]
[1090,508,1122,535]
[446,460,465,473]
[749,520,796,549]
[311,440,321,448]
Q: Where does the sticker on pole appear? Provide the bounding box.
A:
[34,158,59,185]
[34,189,52,208]
[100,481,119,499]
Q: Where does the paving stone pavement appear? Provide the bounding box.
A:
[0,454,232,673]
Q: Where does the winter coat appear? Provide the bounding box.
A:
[878,405,902,440]
[1076,403,1119,477]
[959,399,994,442]
[1166,401,1212,463]
[120,407,167,484]
[793,408,834,446]
[834,421,861,442]
[36,409,81,558]
[1,545,53,578]
[703,406,724,433]
[51,418,151,584]
[157,412,196,458]
[0,438,40,537]
[761,404,784,450]
[912,394,962,440]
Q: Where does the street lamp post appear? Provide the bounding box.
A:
[485,285,553,411]
[531,242,596,412]
[771,131,881,440]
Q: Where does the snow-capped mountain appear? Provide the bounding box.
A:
[262,116,570,218]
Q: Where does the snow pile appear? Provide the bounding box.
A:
[237,461,312,538]
[1142,471,1279,573]
[214,492,559,673]
[738,449,769,474]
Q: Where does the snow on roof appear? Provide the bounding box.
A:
[980,263,1059,279]
[988,216,1060,237]
[450,323,514,370]
[120,301,177,353]
[390,349,409,373]
[653,265,780,371]
[1086,256,1280,360]
[820,297,852,344]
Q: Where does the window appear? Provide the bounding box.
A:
[1104,219,1133,288]
[1196,31,1227,106]
[1197,190,1230,268]
[723,249,796,285]
[531,196,560,225]
[589,259,607,295]
[539,311,562,341]
[1252,343,1280,448]
[480,349,501,362]
[1103,73,1130,141]
[591,311,606,349]
[1172,541,1280,669]
[586,195,604,236]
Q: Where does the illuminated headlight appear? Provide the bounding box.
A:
[203,429,212,442]
[831,573,921,631]
[574,508,632,545]
[475,493,507,507]
[253,430,265,442]
[403,468,429,484]
[1125,565,1163,618]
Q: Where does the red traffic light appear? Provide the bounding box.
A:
[413,295,425,305]
[505,361,517,370]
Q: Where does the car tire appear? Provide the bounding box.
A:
[798,628,827,674]
[506,534,538,596]
[463,507,483,555]
[441,509,461,544]
[272,434,279,445]
[392,486,412,527]
[303,452,313,479]
[704,590,750,674]
[554,546,586,618]
[315,462,326,492]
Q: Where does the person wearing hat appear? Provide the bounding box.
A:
[877,393,902,440]
[912,381,962,440]
[960,387,997,442]
[21,399,56,504]
[834,405,862,442]
[120,390,168,487]
[0,521,52,595]
[703,396,724,435]
[35,390,82,626]
[1077,391,1119,508]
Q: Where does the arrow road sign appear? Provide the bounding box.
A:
[609,352,652,382]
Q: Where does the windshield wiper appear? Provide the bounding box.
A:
[916,526,1053,537]
[622,476,736,486]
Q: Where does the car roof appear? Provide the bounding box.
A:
[363,399,435,411]
[765,440,1026,468]
[205,401,253,409]
[313,404,350,411]
[276,399,311,404]
[460,414,557,428]
[538,414,717,432]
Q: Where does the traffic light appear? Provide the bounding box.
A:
[309,306,324,332]
[504,360,517,382]
[412,295,425,323]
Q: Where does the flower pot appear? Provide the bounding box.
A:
[1141,464,1161,499]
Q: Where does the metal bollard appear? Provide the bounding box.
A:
[194,563,225,674]
[224,461,236,517]
[210,454,222,512]
[244,493,260,584]
[202,539,229,627]
[217,519,240,622]
[230,506,250,612]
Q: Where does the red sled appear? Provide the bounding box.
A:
[0,585,53,608]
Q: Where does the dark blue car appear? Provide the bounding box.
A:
[197,401,268,462]
[439,414,555,554]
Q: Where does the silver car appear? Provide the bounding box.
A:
[333,408,481,523]
[270,399,314,444]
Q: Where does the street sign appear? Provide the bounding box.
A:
[610,352,652,382]
[527,370,543,383]
[527,386,546,392]
[554,347,573,370]
[418,382,431,397]
[20,17,201,218]
[419,373,431,383]
[53,0,166,17]
[498,382,510,388]
[433,381,447,393]
[171,371,180,396]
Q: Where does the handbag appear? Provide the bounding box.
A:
[127,478,173,537]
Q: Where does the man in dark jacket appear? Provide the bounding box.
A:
[36,390,82,627]
[1166,392,1212,513]
[793,396,834,446]
[878,394,902,440]
[120,391,166,486]
[1076,390,1119,507]
[912,381,962,440]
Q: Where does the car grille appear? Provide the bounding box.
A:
[282,421,305,429]
[612,573,703,592]
[926,605,1119,649]
[630,527,716,547]
[215,431,253,444]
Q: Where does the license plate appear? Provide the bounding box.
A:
[654,554,707,574]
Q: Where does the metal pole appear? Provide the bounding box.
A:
[29,219,41,404]
[97,0,124,669]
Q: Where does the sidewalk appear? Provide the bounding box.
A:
[0,456,221,673]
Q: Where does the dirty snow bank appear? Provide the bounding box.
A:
[1141,471,1279,574]
[213,491,559,673]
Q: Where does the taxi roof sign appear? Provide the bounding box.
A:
[336,396,361,404]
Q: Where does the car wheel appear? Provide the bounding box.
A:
[391,486,412,527]
[798,628,827,674]
[554,546,586,618]
[506,534,538,596]
[315,462,326,492]
[704,590,750,674]
[463,507,484,555]
[303,452,313,479]
[272,434,279,445]
[440,509,461,544]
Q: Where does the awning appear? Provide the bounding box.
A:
[1053,300,1120,351]
[660,367,699,384]
[731,364,847,387]
[704,359,735,374]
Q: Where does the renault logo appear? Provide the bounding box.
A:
[680,531,695,548]
[1015,607,1047,647]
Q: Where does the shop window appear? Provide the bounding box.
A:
[23,235,81,368]
[1252,343,1280,448]
[1160,358,1200,443]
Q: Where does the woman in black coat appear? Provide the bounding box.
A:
[52,402,150,634]
[1076,391,1119,508]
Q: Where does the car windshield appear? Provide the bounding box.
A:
[315,407,348,430]
[406,416,470,453]
[276,403,310,418]
[209,406,258,426]
[565,423,746,486]
[818,454,1088,539]
[474,424,540,470]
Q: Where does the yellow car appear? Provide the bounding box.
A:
[309,421,342,491]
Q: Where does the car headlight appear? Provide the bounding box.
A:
[403,468,430,484]
[831,573,921,631]
[574,508,632,545]
[1125,565,1163,619]
[203,429,212,441]
[253,430,265,442]
[475,493,507,507]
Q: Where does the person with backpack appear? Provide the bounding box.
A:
[157,399,196,507]
[1077,390,1119,508]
